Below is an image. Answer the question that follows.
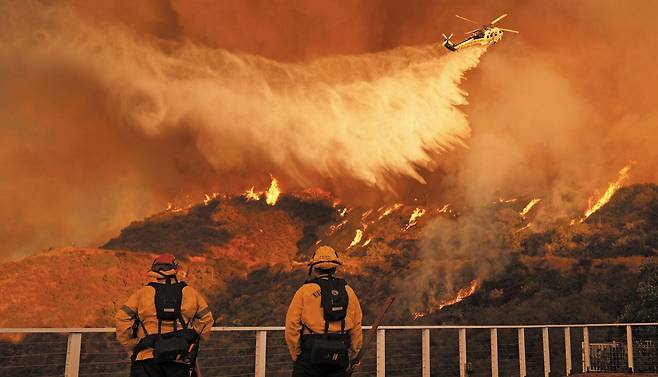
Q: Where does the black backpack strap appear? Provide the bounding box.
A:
[301,323,315,334]
[178,282,188,330]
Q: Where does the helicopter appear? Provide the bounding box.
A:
[443,13,519,52]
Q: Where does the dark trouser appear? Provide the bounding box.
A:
[130,359,192,377]
[292,350,348,377]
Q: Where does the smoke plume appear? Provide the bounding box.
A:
[0,1,485,258]
[1,0,657,267]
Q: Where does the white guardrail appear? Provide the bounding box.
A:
[1,323,657,377]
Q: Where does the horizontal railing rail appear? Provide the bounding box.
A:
[1,323,657,377]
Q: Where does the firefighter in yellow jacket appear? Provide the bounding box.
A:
[285,246,363,377]
[115,254,213,377]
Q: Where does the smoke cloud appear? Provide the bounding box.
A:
[0,1,485,259]
[1,0,657,263]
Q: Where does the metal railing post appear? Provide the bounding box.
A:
[377,329,386,377]
[422,329,430,377]
[582,327,590,372]
[65,333,82,377]
[543,327,551,377]
[518,328,526,377]
[459,328,467,377]
[564,327,572,376]
[255,330,267,377]
[626,325,634,372]
[491,328,499,377]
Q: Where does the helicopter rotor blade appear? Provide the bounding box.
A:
[465,28,480,35]
[490,14,508,25]
[455,14,482,25]
[499,28,520,34]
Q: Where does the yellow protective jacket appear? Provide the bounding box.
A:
[115,269,214,360]
[285,275,363,361]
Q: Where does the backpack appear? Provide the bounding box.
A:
[132,281,198,363]
[305,276,351,367]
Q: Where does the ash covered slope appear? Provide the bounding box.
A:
[0,185,656,328]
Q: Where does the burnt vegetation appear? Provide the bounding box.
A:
[102,200,231,255]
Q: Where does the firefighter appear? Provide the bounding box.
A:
[115,254,214,377]
[285,246,363,377]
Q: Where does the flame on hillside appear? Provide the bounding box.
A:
[403,207,426,231]
[436,204,451,214]
[242,176,281,205]
[520,198,541,218]
[378,203,403,220]
[516,222,533,233]
[579,163,633,222]
[348,229,364,248]
[203,193,219,205]
[412,279,480,320]
[329,219,349,235]
[244,187,260,201]
[265,177,281,206]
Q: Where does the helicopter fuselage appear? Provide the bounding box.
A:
[444,26,505,51]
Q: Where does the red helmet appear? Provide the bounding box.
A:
[151,254,178,272]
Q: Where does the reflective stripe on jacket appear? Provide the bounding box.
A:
[114,269,214,360]
[285,276,363,361]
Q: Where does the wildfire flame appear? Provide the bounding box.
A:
[203,193,219,206]
[403,207,426,231]
[363,238,373,247]
[436,204,451,214]
[412,279,480,320]
[244,187,260,201]
[265,177,281,206]
[329,219,349,235]
[378,203,403,220]
[516,222,533,233]
[580,163,633,222]
[520,198,541,218]
[243,176,281,205]
[348,229,364,248]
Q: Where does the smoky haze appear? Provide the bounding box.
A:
[1,0,657,260]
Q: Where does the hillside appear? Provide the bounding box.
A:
[0,184,656,329]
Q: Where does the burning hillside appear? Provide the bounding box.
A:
[0,181,655,329]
